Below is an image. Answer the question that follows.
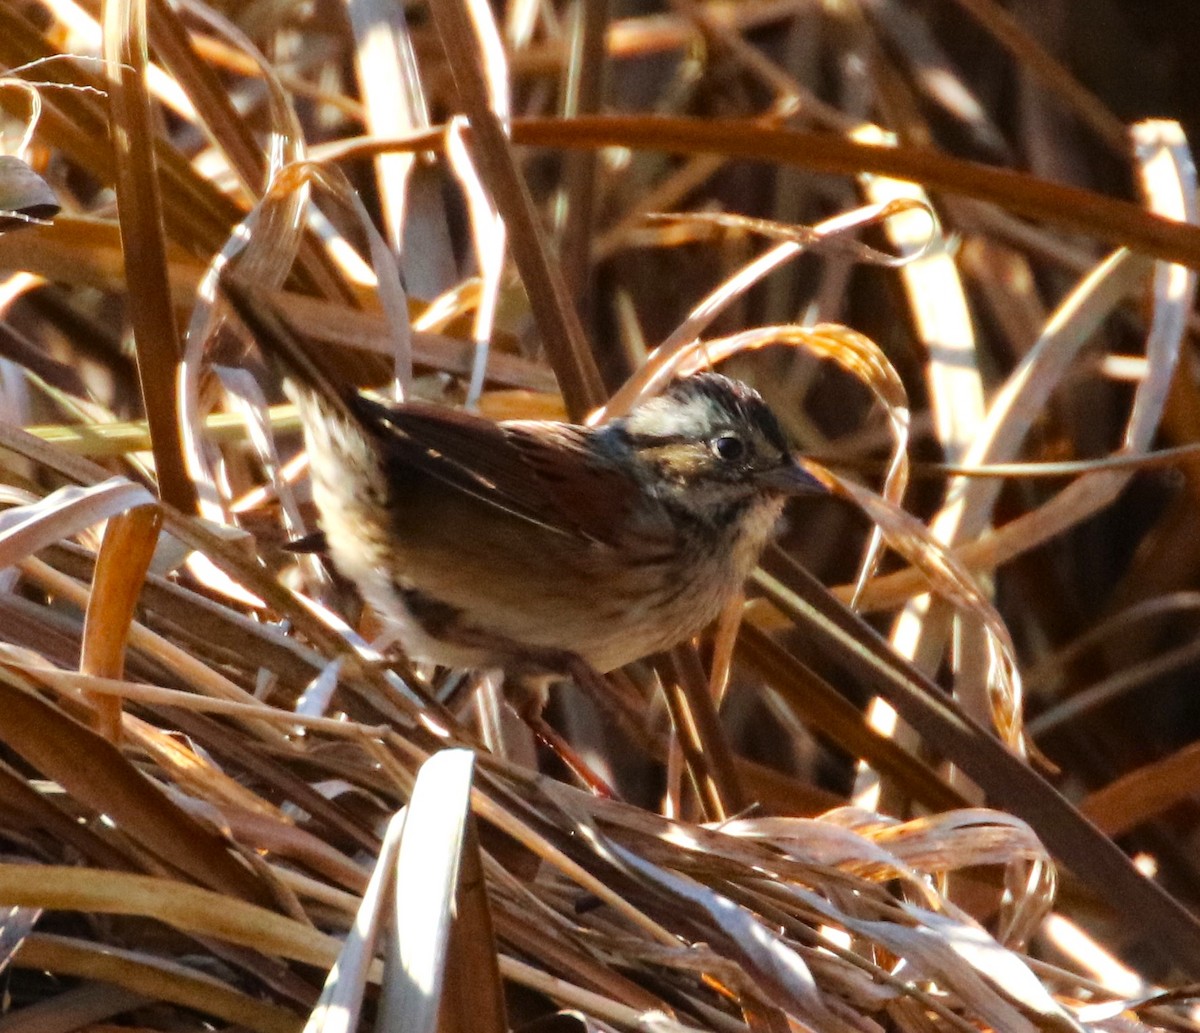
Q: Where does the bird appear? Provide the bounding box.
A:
[222,280,824,706]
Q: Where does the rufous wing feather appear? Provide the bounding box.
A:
[370,402,634,543]
[223,276,629,543]
[501,422,637,544]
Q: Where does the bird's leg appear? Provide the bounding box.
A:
[411,618,665,757]
[505,647,660,753]
[412,617,626,725]
[507,676,618,799]
[395,619,613,792]
[500,657,625,798]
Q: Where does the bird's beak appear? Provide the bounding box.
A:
[756,460,827,495]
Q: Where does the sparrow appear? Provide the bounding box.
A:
[222,281,824,698]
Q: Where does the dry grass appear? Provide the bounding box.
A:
[1,0,1200,1030]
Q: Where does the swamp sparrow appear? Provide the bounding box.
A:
[223,282,823,696]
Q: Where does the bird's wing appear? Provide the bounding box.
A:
[366,400,636,545]
[221,276,613,543]
[502,420,639,545]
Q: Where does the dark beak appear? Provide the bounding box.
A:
[756,460,827,495]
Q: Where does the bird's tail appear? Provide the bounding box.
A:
[221,275,394,538]
[220,275,365,433]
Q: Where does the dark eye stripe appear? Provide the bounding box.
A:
[623,431,693,448]
[755,413,790,454]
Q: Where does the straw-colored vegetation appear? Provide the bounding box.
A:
[0,0,1199,1030]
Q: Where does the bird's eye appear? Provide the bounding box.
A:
[711,435,746,462]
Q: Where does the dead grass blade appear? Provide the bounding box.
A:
[0,479,155,569]
[545,785,846,1032]
[379,750,503,1033]
[80,502,162,740]
[143,0,267,193]
[555,0,609,304]
[827,477,1026,753]
[0,215,205,301]
[938,0,1127,151]
[440,816,507,1033]
[428,0,603,419]
[13,933,301,1033]
[0,664,274,904]
[853,125,989,808]
[102,0,196,512]
[301,811,403,1033]
[0,982,151,1032]
[658,645,746,821]
[445,118,507,408]
[596,202,920,423]
[754,553,1200,973]
[513,116,1200,266]
[1079,743,1200,838]
[0,904,41,976]
[735,625,967,814]
[859,121,1196,607]
[343,0,426,251]
[0,863,339,965]
[848,248,1152,613]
